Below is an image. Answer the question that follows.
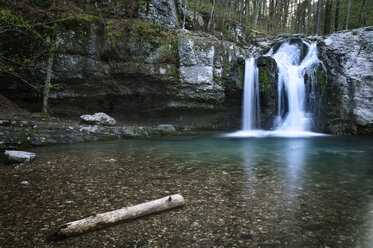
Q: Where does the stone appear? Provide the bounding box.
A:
[317,27,373,134]
[256,56,279,129]
[80,113,116,126]
[156,124,176,131]
[5,150,36,163]
[138,0,179,28]
[1,13,250,130]
[20,181,30,186]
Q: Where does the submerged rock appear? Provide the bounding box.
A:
[4,150,36,163]
[80,113,116,126]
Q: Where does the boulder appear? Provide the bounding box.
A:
[4,150,36,163]
[156,124,176,131]
[80,112,116,126]
[138,0,179,28]
[318,27,373,134]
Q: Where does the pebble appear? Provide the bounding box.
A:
[20,181,29,186]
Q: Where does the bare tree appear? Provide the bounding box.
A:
[252,0,262,29]
[358,0,367,27]
[323,0,333,35]
[314,0,323,35]
[334,0,340,31]
[42,0,58,114]
[345,0,351,30]
[207,0,216,32]
[182,0,188,29]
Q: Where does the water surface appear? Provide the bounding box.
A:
[1,134,373,247]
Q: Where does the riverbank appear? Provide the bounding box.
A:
[0,95,190,152]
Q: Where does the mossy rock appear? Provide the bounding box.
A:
[256,56,278,94]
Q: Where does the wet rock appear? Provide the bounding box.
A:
[80,113,116,126]
[156,124,176,132]
[20,181,29,186]
[4,150,36,164]
[256,56,279,129]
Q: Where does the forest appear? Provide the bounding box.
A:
[186,0,373,36]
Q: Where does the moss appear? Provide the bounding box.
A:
[60,15,98,41]
[259,68,274,93]
[106,20,118,48]
[239,66,245,87]
[316,65,327,95]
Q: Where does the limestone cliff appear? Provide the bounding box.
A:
[317,27,373,135]
[0,0,250,129]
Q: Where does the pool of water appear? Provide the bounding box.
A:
[1,134,373,247]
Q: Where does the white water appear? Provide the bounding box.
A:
[228,39,326,138]
[242,58,260,130]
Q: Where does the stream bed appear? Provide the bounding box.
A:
[1,134,373,247]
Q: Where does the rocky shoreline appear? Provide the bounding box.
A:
[0,118,187,151]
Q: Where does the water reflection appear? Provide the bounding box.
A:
[1,135,373,247]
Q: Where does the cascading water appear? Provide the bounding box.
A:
[242,58,260,130]
[270,41,321,132]
[228,38,326,137]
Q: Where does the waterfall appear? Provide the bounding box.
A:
[270,41,321,132]
[242,58,260,130]
[228,38,325,137]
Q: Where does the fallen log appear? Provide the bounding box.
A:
[49,194,185,239]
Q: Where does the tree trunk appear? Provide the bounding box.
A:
[314,0,323,35]
[245,0,250,26]
[222,0,230,30]
[345,0,351,30]
[50,194,186,239]
[42,0,57,114]
[182,0,188,29]
[307,0,312,34]
[268,0,274,32]
[193,0,198,23]
[42,39,56,114]
[334,0,340,31]
[301,0,307,33]
[252,0,262,29]
[358,0,366,26]
[207,0,216,32]
[282,0,289,31]
[323,0,332,35]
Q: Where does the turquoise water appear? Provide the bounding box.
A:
[1,134,373,247]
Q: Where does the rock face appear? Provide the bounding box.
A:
[0,15,249,130]
[138,0,179,28]
[256,56,278,129]
[80,112,116,126]
[317,27,373,134]
[4,150,36,163]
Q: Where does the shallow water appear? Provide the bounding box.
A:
[1,134,373,247]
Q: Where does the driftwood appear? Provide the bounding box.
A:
[49,194,185,239]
